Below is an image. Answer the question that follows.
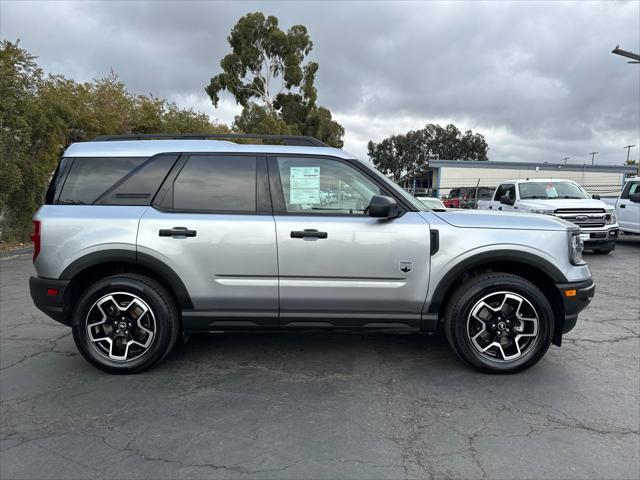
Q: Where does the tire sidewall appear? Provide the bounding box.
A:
[72,276,173,373]
[449,276,554,373]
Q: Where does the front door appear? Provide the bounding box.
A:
[270,155,431,329]
[137,154,278,329]
[618,179,640,233]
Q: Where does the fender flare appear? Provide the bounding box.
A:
[59,249,193,309]
[426,249,568,315]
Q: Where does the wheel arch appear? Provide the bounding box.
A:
[427,250,567,344]
[60,249,193,318]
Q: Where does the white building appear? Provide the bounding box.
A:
[401,160,637,198]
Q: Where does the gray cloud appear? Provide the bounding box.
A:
[2,0,638,164]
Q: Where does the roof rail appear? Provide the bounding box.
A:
[91,133,329,147]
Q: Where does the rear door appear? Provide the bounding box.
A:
[137,153,278,329]
[618,180,640,233]
[269,155,431,330]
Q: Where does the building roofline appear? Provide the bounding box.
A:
[425,159,635,174]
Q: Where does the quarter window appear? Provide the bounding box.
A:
[276,157,381,214]
[57,157,146,205]
[171,155,257,212]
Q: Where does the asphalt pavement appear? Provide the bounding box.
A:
[1,237,638,479]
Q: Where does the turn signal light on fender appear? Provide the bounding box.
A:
[564,289,577,297]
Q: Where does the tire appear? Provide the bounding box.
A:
[592,246,614,254]
[71,274,180,373]
[444,272,554,374]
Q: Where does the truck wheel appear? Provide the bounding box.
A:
[592,245,615,254]
[71,274,180,373]
[444,273,554,373]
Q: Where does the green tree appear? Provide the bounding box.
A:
[0,41,229,244]
[0,40,42,238]
[368,123,488,179]
[205,12,344,147]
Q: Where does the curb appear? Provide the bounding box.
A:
[0,247,33,259]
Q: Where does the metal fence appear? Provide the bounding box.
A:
[407,181,625,209]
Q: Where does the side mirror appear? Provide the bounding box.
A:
[368,195,400,218]
[500,194,514,206]
[629,192,640,203]
[592,194,601,200]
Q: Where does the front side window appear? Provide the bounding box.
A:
[171,155,256,212]
[621,181,639,199]
[276,157,381,214]
[494,184,509,201]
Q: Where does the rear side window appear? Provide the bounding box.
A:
[57,157,146,205]
[169,155,257,212]
[96,154,179,206]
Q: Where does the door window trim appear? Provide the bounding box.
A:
[266,153,413,216]
[152,152,271,215]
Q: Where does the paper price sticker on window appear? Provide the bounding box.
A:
[290,167,320,204]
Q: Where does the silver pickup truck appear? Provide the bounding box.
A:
[29,134,594,374]
[477,178,619,254]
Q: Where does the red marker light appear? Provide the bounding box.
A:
[47,288,58,296]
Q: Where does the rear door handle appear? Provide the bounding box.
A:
[620,204,626,208]
[159,227,197,237]
[291,229,328,239]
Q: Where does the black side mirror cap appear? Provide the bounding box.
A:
[368,195,400,218]
[592,194,601,200]
[499,194,514,206]
[629,192,640,203]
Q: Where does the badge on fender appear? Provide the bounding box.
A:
[400,261,413,273]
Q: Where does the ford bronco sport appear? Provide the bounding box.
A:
[29,134,594,374]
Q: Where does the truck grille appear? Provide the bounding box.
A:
[553,209,607,228]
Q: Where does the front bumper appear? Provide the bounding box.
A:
[555,278,595,335]
[29,276,71,325]
[582,227,619,245]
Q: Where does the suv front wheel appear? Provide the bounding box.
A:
[444,273,554,373]
[71,274,180,373]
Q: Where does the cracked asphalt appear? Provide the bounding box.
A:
[1,238,639,480]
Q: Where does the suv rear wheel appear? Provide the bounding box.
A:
[71,274,180,373]
[444,273,554,373]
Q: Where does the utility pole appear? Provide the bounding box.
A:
[589,152,598,165]
[624,144,636,163]
[563,156,570,165]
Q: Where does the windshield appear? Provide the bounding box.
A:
[518,181,589,200]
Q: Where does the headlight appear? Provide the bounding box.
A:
[531,209,554,215]
[605,210,617,225]
[569,232,584,265]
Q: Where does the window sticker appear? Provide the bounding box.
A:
[290,167,320,204]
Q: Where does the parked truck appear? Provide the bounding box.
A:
[477,179,619,254]
[610,176,640,235]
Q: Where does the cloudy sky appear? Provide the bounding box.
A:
[2,0,639,164]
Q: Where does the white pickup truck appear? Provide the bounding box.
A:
[602,176,640,235]
[478,178,619,254]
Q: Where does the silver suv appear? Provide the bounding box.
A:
[29,134,594,374]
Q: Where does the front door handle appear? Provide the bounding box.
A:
[291,229,328,239]
[159,227,197,238]
[620,204,626,208]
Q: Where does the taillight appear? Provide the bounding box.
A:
[31,220,41,262]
